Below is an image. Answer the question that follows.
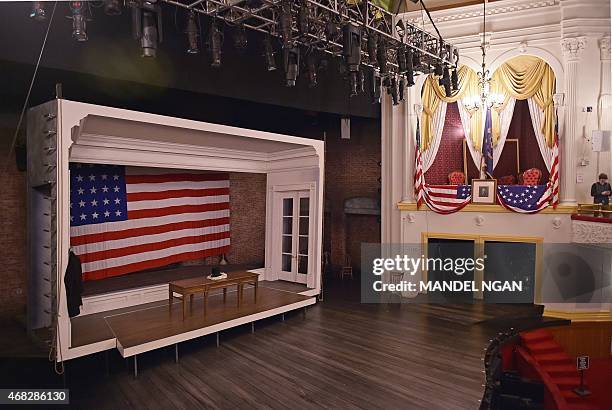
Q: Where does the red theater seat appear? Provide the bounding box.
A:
[448,171,465,185]
[522,168,542,186]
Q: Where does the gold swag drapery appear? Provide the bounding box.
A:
[420,65,482,150]
[491,55,556,147]
[420,56,556,151]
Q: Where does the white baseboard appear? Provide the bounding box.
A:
[81,284,169,316]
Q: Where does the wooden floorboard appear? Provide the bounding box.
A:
[106,287,311,350]
[40,281,566,409]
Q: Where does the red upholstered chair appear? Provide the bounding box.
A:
[448,171,466,185]
[498,175,516,185]
[521,168,542,185]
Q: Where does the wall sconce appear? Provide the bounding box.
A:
[475,215,485,226]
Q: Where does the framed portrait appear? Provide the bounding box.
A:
[472,179,497,204]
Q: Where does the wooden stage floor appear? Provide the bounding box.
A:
[72,285,314,357]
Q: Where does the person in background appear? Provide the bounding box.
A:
[591,173,611,217]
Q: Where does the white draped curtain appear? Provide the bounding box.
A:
[456,100,481,170]
[527,97,553,171]
[422,101,447,172]
[492,98,517,169]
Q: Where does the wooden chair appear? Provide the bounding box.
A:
[521,168,542,186]
[498,175,516,185]
[340,254,353,280]
[448,170,466,185]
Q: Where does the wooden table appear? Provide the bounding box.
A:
[168,271,259,319]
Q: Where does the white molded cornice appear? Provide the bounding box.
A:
[402,0,559,24]
[560,36,587,61]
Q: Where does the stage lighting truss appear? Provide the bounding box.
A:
[162,0,458,78]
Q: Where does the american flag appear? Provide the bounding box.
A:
[422,184,471,214]
[414,117,424,208]
[497,185,549,213]
[69,163,231,281]
[548,113,560,208]
[482,107,494,179]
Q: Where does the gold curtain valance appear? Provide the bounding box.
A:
[420,65,482,151]
[491,55,556,146]
[419,55,556,152]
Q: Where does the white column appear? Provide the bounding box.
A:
[599,37,612,176]
[403,86,418,202]
[560,37,586,204]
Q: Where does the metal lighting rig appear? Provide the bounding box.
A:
[162,0,458,77]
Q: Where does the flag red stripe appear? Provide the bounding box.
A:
[426,191,460,199]
[127,187,230,202]
[70,217,230,246]
[79,231,231,263]
[125,173,229,184]
[127,202,229,219]
[82,245,231,281]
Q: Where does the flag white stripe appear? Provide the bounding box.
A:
[81,238,231,273]
[73,224,230,255]
[70,209,230,237]
[126,195,229,211]
[126,180,229,193]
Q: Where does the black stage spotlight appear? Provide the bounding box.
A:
[406,46,415,86]
[306,51,318,88]
[30,1,46,20]
[69,2,88,42]
[440,66,452,96]
[233,26,248,51]
[283,47,300,86]
[343,23,362,97]
[298,0,309,35]
[397,44,407,74]
[412,50,421,70]
[367,32,377,65]
[263,34,276,71]
[280,0,292,48]
[370,69,381,104]
[377,37,388,75]
[434,62,443,77]
[208,20,222,67]
[451,67,459,91]
[185,11,199,54]
[326,19,338,44]
[104,0,122,16]
[390,76,399,106]
[399,77,405,102]
[131,0,163,57]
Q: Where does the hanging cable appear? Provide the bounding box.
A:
[3,1,57,176]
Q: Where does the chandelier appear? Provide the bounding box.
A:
[462,0,503,112]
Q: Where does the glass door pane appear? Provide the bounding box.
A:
[281,198,294,273]
[297,197,309,275]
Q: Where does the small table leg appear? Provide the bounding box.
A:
[223,287,227,303]
[134,355,138,379]
[182,295,187,320]
[168,289,173,313]
[254,280,258,303]
[216,332,220,348]
[236,284,242,307]
[190,294,194,310]
[175,344,179,364]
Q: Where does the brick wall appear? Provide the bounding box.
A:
[226,172,266,265]
[324,117,381,270]
[425,102,465,185]
[0,130,27,322]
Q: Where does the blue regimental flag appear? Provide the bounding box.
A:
[482,107,494,179]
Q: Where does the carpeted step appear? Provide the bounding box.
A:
[524,339,565,354]
[520,329,555,344]
[532,352,573,365]
[562,389,585,404]
[543,363,579,377]
[552,376,581,389]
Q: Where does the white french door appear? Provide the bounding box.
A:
[278,191,310,284]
